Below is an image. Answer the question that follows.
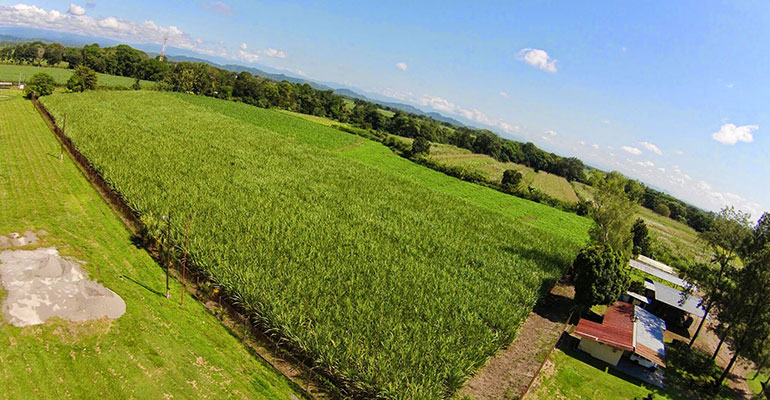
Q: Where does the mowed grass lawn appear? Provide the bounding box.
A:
[42,91,592,398]
[0,90,300,399]
[0,64,155,88]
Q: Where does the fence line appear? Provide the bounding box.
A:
[32,97,343,400]
[520,310,573,399]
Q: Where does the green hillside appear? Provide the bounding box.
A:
[0,89,300,399]
[41,90,591,398]
[428,142,580,203]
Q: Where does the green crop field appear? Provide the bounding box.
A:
[429,144,580,203]
[0,89,300,399]
[42,91,591,398]
[0,64,154,88]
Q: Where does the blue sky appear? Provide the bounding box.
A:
[1,0,767,217]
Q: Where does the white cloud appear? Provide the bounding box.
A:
[395,62,408,72]
[621,145,642,155]
[0,3,213,55]
[67,3,85,15]
[726,83,734,89]
[636,160,654,168]
[499,91,509,98]
[639,141,663,155]
[236,43,259,62]
[517,48,557,73]
[712,123,758,145]
[579,140,585,145]
[545,130,557,137]
[0,3,290,63]
[602,119,611,125]
[263,48,287,58]
[295,69,307,76]
[201,1,232,15]
[674,150,684,156]
[591,143,599,150]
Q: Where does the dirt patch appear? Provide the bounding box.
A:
[333,141,364,152]
[0,230,40,248]
[458,282,574,400]
[0,247,126,327]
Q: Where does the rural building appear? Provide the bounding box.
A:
[0,82,12,90]
[574,302,666,369]
[629,258,690,289]
[642,279,706,328]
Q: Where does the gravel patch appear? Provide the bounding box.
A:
[0,247,126,327]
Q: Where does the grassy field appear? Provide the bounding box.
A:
[747,372,768,397]
[0,64,154,88]
[531,344,743,400]
[428,143,580,203]
[42,90,592,398]
[0,90,300,399]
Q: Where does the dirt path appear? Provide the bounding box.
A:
[458,281,574,400]
[333,141,364,152]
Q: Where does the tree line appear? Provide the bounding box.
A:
[1,40,715,232]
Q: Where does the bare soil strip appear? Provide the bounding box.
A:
[458,281,575,400]
[333,140,364,152]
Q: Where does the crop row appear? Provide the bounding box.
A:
[41,91,588,399]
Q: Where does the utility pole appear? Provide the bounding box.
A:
[181,213,190,306]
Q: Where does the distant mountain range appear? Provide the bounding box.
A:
[0,27,470,129]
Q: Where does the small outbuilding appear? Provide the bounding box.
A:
[574,301,666,369]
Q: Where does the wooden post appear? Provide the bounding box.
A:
[165,210,172,299]
[181,213,190,306]
[60,116,65,161]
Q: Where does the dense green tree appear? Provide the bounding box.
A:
[588,171,637,256]
[624,179,645,203]
[411,136,431,157]
[72,65,97,91]
[81,44,106,72]
[684,207,753,347]
[572,245,630,309]
[501,169,523,193]
[137,58,170,81]
[63,46,82,68]
[654,202,671,218]
[473,131,502,160]
[714,214,770,388]
[43,43,65,65]
[24,73,56,98]
[554,157,586,182]
[631,218,652,257]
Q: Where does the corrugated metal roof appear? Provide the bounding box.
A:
[652,280,706,318]
[575,302,635,352]
[634,306,666,367]
[630,259,690,288]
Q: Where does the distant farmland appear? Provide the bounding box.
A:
[429,143,581,203]
[0,64,154,88]
[42,91,591,399]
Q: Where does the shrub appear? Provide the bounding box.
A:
[501,169,523,193]
[24,72,56,98]
[654,202,671,218]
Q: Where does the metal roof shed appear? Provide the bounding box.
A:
[652,280,706,318]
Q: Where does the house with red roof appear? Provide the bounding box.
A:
[574,301,666,369]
